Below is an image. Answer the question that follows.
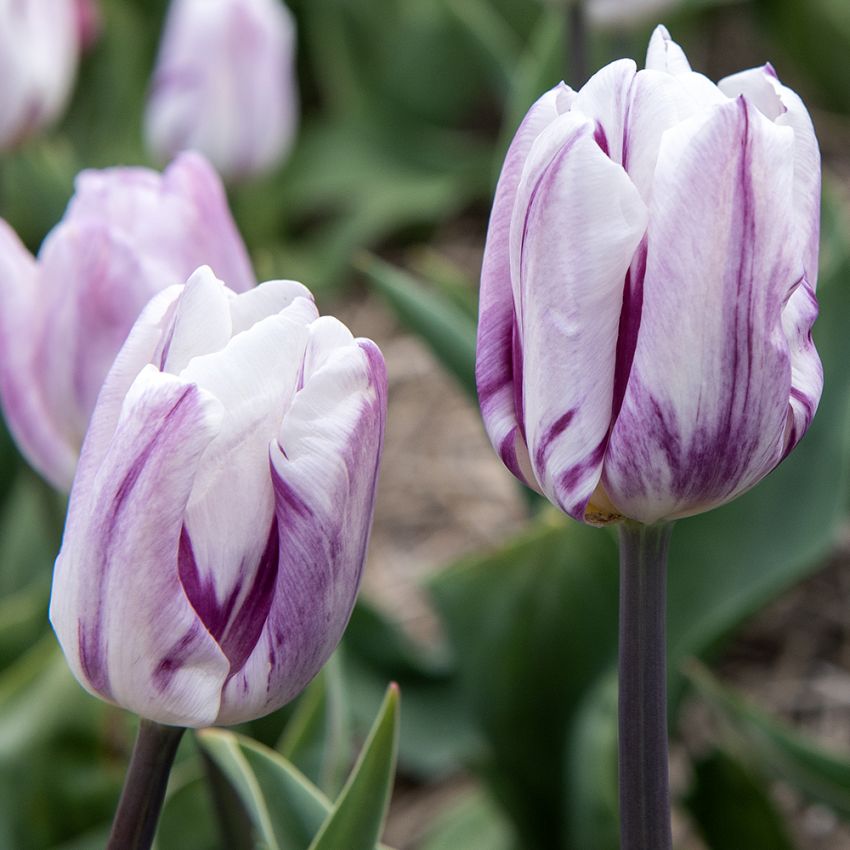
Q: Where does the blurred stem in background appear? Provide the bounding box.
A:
[568,0,588,85]
[618,521,674,850]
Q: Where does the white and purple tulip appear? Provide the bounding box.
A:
[477,26,822,525]
[0,0,86,149]
[145,0,299,181]
[50,267,387,727]
[0,152,255,491]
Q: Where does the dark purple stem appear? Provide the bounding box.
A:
[618,520,674,850]
[107,719,185,850]
[568,0,588,86]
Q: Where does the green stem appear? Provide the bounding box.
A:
[617,521,674,850]
[106,719,185,850]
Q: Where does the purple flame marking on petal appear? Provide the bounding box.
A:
[559,435,607,496]
[594,122,610,157]
[534,407,577,475]
[611,239,647,429]
[153,620,205,692]
[78,386,195,700]
[178,523,280,676]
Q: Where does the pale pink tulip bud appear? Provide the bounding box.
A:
[0,152,255,490]
[145,0,299,181]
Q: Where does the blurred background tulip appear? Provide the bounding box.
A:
[476,26,821,526]
[144,0,299,181]
[50,267,387,727]
[0,152,254,490]
[0,0,86,150]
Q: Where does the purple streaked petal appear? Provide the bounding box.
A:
[604,98,800,522]
[645,25,692,76]
[781,277,822,454]
[624,68,725,201]
[476,84,570,487]
[50,367,229,726]
[512,118,647,520]
[0,220,77,489]
[177,308,310,656]
[215,338,386,724]
[718,65,821,287]
[572,57,636,165]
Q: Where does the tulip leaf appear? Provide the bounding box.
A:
[418,786,515,850]
[277,653,352,798]
[684,748,796,850]
[428,512,619,850]
[357,253,477,399]
[685,661,850,817]
[564,672,619,850]
[196,728,330,850]
[306,683,400,850]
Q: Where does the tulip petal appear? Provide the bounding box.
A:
[512,115,648,520]
[229,279,314,334]
[718,65,821,285]
[0,220,78,489]
[645,25,692,76]
[50,366,230,726]
[625,68,725,202]
[477,84,570,487]
[159,266,233,374]
[216,337,386,724]
[573,58,636,164]
[605,98,800,522]
[177,306,311,668]
[782,277,822,454]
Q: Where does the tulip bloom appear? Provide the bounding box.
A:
[477,26,821,525]
[0,152,254,491]
[0,0,85,149]
[145,0,299,180]
[50,267,387,727]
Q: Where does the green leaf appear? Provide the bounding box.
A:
[277,653,352,798]
[418,786,515,850]
[357,253,477,398]
[429,513,619,850]
[684,748,796,850]
[564,672,619,850]
[196,728,330,850]
[307,683,400,850]
[685,662,850,818]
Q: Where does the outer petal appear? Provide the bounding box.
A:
[50,367,230,726]
[718,65,821,285]
[782,278,822,453]
[216,337,386,724]
[177,306,312,668]
[512,116,647,520]
[0,220,77,488]
[604,99,800,522]
[476,84,570,487]
[645,25,691,76]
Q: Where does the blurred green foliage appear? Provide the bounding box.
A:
[2,0,850,848]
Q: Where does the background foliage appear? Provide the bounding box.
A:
[2,0,850,847]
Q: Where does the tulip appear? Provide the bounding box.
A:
[50,266,387,727]
[0,0,85,149]
[477,25,821,526]
[145,0,299,181]
[0,152,255,491]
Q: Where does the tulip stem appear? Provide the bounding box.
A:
[106,719,185,850]
[617,520,674,850]
[568,0,588,86]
